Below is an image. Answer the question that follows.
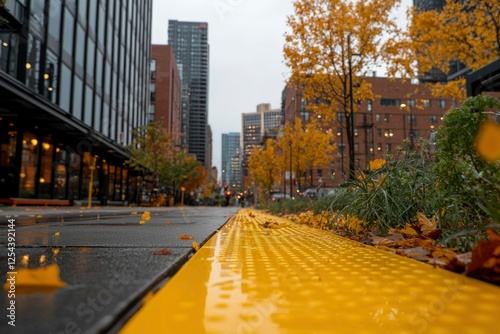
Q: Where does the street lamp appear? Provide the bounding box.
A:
[289,139,293,199]
[347,34,360,180]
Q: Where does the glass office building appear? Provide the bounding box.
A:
[221,132,241,191]
[0,0,152,203]
[168,20,209,167]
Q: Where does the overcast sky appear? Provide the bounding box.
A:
[151,0,413,179]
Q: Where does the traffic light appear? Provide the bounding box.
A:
[223,183,228,190]
[225,190,231,197]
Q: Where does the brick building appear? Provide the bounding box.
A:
[282,77,456,188]
[151,45,182,144]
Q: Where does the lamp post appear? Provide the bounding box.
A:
[347,34,359,180]
[289,139,293,199]
[400,102,414,149]
[87,155,97,208]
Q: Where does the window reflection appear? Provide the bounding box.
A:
[84,85,93,126]
[75,24,85,69]
[94,95,102,131]
[26,34,41,91]
[72,75,83,119]
[48,0,62,44]
[44,51,58,102]
[62,8,74,57]
[60,63,72,112]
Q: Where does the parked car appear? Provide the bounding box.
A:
[302,189,317,198]
[301,188,339,199]
[270,193,291,202]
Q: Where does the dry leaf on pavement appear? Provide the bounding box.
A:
[178,233,194,240]
[152,248,171,255]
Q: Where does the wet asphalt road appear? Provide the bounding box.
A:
[0,206,239,334]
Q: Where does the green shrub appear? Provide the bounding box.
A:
[328,138,441,232]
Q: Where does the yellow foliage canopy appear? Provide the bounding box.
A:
[406,0,500,99]
[284,0,402,119]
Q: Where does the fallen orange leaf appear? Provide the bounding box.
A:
[178,233,194,240]
[53,232,60,237]
[431,249,457,261]
[417,212,437,235]
[390,223,418,236]
[487,229,500,241]
[164,221,172,225]
[139,220,146,225]
[152,248,171,255]
[192,241,200,252]
[3,264,67,294]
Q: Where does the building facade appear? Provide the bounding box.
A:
[413,0,446,12]
[282,77,455,187]
[221,132,241,192]
[0,0,152,203]
[167,20,210,167]
[241,104,282,187]
[151,44,182,144]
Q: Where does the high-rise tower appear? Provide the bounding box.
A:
[168,20,210,167]
[221,133,242,191]
[413,0,446,12]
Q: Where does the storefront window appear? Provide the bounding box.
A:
[0,126,17,198]
[53,147,67,199]
[108,165,115,200]
[39,140,54,198]
[19,132,39,198]
[121,168,128,201]
[81,152,96,201]
[115,166,121,201]
[0,127,16,168]
[68,152,81,199]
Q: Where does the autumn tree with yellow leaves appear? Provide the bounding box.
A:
[248,139,281,205]
[127,122,199,204]
[275,119,336,191]
[284,0,402,179]
[248,119,336,203]
[387,0,500,100]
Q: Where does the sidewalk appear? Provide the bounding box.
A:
[0,205,181,224]
[0,206,238,333]
[120,209,500,334]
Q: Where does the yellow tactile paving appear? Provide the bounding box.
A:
[120,209,500,334]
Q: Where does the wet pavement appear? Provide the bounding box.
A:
[0,206,238,333]
[122,209,500,334]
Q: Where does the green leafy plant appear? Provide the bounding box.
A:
[434,95,500,232]
[329,138,441,232]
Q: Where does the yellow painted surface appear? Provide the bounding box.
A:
[120,209,500,334]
